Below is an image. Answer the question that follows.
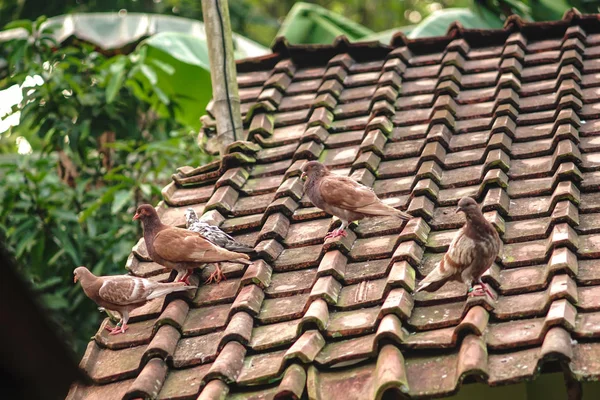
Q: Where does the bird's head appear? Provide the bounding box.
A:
[73,266,90,283]
[456,197,480,216]
[133,204,157,222]
[301,161,328,181]
[184,207,197,222]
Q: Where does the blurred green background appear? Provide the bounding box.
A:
[0,0,596,356]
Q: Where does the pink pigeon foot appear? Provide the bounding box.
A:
[324,229,348,240]
[205,264,226,284]
[105,322,126,334]
[479,280,497,300]
[177,269,193,285]
[468,281,496,300]
[108,324,128,335]
[468,286,486,297]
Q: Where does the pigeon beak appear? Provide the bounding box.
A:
[301,172,307,181]
[74,275,78,283]
[455,206,462,214]
[132,213,140,221]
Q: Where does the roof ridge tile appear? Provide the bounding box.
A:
[373,344,409,399]
[124,357,168,400]
[198,378,229,400]
[144,324,180,364]
[284,330,326,363]
[302,298,330,331]
[205,341,246,384]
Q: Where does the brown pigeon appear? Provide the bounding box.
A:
[301,161,412,239]
[73,266,195,335]
[414,197,501,299]
[133,204,251,284]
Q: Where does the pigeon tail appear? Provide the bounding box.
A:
[356,201,412,220]
[392,207,412,221]
[414,260,454,293]
[224,243,255,253]
[414,278,449,293]
[232,258,252,265]
[147,282,196,300]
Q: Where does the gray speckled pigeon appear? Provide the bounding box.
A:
[185,208,254,254]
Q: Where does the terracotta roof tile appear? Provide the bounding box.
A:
[70,12,600,399]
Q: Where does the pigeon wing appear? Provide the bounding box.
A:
[415,228,474,292]
[204,224,237,244]
[318,175,409,218]
[319,175,381,211]
[445,228,476,270]
[98,276,155,306]
[153,227,246,263]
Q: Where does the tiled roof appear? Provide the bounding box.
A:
[68,9,600,400]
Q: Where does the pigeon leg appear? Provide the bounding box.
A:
[109,311,129,335]
[205,264,226,284]
[105,312,122,332]
[324,220,349,239]
[174,269,187,283]
[478,278,497,300]
[105,321,121,332]
[467,285,485,297]
[180,269,193,285]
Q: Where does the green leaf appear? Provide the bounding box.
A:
[111,189,132,214]
[276,2,374,45]
[78,185,122,222]
[4,19,33,33]
[41,292,69,310]
[35,276,62,291]
[49,208,79,222]
[141,32,211,69]
[153,86,170,105]
[140,64,158,85]
[111,240,133,264]
[150,59,175,75]
[140,183,153,198]
[14,224,38,258]
[51,227,81,265]
[34,16,48,31]
[47,248,65,266]
[137,33,215,129]
[105,59,127,103]
[408,8,504,39]
[77,93,99,106]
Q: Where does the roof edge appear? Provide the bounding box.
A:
[235,9,600,72]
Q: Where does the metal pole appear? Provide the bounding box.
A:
[201,0,244,156]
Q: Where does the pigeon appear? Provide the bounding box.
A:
[133,204,251,284]
[414,197,501,299]
[73,266,195,335]
[185,208,254,253]
[301,161,412,239]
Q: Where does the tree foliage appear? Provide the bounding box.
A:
[0,0,475,47]
[0,16,210,355]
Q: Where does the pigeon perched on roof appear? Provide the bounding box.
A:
[73,266,195,335]
[185,208,254,254]
[133,204,251,284]
[415,197,501,299]
[301,161,412,239]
